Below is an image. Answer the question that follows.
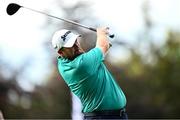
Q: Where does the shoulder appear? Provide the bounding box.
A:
[82,47,104,58]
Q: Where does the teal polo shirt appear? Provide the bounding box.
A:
[57,47,126,113]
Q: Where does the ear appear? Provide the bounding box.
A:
[58,50,63,56]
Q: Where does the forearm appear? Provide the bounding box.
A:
[96,27,110,54]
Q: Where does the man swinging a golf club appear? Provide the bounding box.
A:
[52,27,128,119]
[7,3,126,119]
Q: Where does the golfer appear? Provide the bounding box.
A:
[52,27,127,119]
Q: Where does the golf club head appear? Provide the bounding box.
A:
[6,3,22,15]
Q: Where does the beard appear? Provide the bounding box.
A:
[68,46,84,60]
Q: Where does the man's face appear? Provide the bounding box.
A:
[58,39,84,60]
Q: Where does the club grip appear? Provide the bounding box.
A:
[89,27,115,38]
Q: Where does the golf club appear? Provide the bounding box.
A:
[6,3,115,38]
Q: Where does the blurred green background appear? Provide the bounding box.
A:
[0,0,180,119]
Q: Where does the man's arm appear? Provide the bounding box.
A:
[96,27,110,55]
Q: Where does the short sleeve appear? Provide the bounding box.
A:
[79,47,104,74]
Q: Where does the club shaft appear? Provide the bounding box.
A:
[23,6,96,31]
[22,6,114,38]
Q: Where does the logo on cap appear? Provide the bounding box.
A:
[61,31,71,42]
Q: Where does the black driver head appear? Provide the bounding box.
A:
[6,3,22,15]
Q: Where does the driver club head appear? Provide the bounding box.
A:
[6,3,22,15]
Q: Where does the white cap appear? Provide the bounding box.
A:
[52,29,80,51]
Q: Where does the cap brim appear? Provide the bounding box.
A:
[63,35,80,48]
